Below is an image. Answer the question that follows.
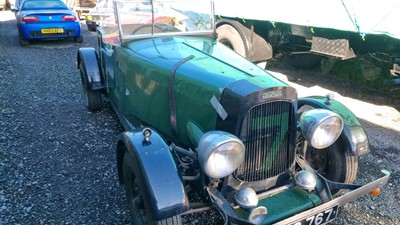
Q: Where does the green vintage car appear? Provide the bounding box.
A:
[77,1,390,224]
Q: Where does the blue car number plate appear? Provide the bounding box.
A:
[41,28,64,34]
[290,205,338,225]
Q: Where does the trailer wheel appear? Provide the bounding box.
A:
[217,24,246,57]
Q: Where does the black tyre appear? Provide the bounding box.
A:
[320,57,337,75]
[298,104,358,195]
[122,153,182,225]
[305,141,358,195]
[18,31,29,46]
[79,62,102,111]
[284,53,322,69]
[216,24,246,57]
[87,24,97,32]
[20,38,29,46]
[74,35,83,43]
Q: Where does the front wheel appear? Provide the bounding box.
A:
[122,153,182,225]
[306,141,358,195]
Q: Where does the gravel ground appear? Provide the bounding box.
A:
[0,11,130,224]
[1,10,399,225]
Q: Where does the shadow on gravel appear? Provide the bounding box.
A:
[267,60,400,134]
[267,60,400,111]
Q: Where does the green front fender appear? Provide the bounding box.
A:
[298,97,369,156]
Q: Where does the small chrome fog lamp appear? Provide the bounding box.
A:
[236,187,258,209]
[236,187,268,225]
[249,206,268,225]
[294,170,317,192]
[299,109,343,149]
[198,131,245,179]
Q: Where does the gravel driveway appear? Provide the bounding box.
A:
[0,11,130,224]
[1,10,399,225]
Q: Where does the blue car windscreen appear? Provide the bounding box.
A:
[21,1,68,11]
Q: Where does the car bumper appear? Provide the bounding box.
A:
[19,22,81,40]
[208,170,390,225]
[270,171,390,225]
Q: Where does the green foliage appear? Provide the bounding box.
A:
[329,55,393,90]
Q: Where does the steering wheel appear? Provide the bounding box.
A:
[131,23,181,35]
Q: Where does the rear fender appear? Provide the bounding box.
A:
[298,97,369,156]
[116,129,190,220]
[77,48,105,91]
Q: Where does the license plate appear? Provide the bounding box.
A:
[41,28,64,34]
[290,205,338,225]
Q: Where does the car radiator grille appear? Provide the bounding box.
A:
[234,101,295,182]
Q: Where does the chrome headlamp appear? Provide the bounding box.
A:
[197,131,245,179]
[299,109,343,149]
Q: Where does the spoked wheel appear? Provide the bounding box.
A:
[79,62,102,111]
[122,153,182,225]
[298,104,358,195]
[305,141,358,195]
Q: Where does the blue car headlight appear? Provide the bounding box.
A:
[197,131,245,179]
[300,109,343,149]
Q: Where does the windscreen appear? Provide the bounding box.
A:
[112,0,214,40]
[21,0,68,10]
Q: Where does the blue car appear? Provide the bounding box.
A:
[13,0,82,46]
